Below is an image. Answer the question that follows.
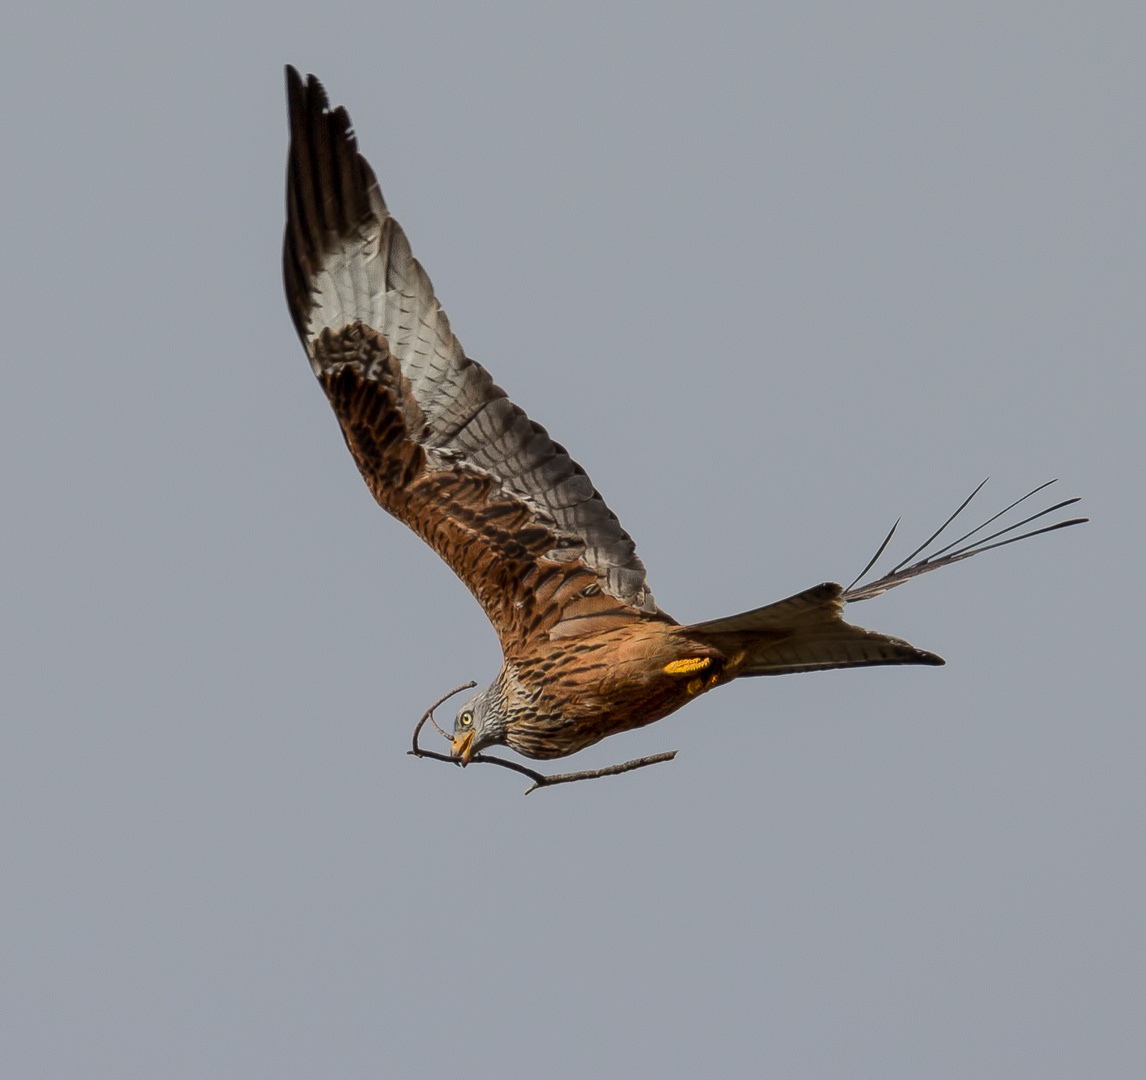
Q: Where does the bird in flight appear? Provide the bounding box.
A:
[282,67,1085,780]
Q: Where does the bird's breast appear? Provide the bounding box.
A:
[501,623,727,759]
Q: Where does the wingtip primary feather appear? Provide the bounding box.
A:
[846,518,899,592]
[844,479,1086,603]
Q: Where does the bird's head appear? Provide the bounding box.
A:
[451,684,507,763]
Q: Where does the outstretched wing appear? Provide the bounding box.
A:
[283,67,667,650]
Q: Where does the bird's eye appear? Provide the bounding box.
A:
[460,711,473,727]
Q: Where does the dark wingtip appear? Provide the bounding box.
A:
[285,65,330,118]
[283,66,379,347]
[306,70,331,111]
[284,64,306,110]
[843,480,1087,603]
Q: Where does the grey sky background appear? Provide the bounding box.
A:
[2,3,1141,1077]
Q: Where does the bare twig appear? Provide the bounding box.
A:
[410,681,476,755]
[515,751,678,795]
[408,684,678,793]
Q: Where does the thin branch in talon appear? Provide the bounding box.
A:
[520,751,679,794]
[410,681,476,757]
[452,748,677,794]
[407,746,464,767]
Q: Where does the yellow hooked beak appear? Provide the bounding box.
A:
[451,729,475,764]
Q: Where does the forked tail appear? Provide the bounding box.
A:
[687,582,944,677]
[685,479,1086,678]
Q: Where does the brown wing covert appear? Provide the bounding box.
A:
[312,322,653,648]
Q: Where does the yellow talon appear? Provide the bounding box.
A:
[664,657,712,676]
[687,677,704,695]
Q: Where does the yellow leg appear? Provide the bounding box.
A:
[664,657,712,676]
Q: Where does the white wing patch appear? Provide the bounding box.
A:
[305,188,468,406]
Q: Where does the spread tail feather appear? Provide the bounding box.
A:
[687,583,944,677]
[682,481,1085,678]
